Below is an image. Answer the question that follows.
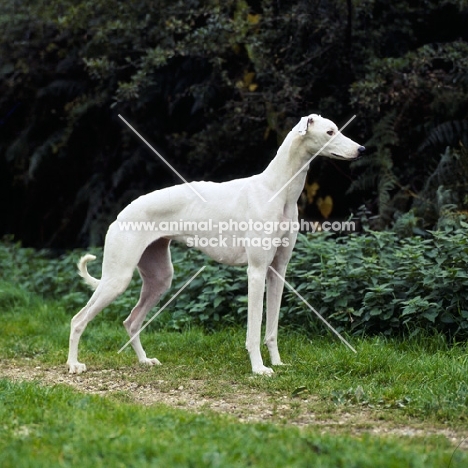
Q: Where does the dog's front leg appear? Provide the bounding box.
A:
[265,235,296,366]
[265,263,288,366]
[245,263,273,375]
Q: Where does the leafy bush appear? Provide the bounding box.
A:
[287,229,468,338]
[2,228,468,338]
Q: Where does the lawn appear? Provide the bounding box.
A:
[0,282,467,467]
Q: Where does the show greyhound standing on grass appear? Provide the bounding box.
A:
[67,114,365,375]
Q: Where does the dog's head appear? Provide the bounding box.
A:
[296,114,365,160]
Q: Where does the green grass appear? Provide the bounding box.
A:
[0,283,467,467]
[2,379,464,468]
[1,379,464,468]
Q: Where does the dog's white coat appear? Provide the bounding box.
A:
[67,114,364,375]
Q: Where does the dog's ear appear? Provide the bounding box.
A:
[297,115,314,135]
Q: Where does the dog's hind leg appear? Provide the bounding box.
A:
[123,238,173,366]
[68,272,134,374]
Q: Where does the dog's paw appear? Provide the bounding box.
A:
[139,357,161,366]
[252,365,274,376]
[68,362,87,374]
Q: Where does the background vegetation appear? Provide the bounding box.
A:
[1,0,468,247]
[2,227,468,338]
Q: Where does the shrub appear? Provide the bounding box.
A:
[286,228,468,338]
[1,228,468,338]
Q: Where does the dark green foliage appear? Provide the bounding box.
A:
[1,0,468,246]
[287,229,468,338]
[2,229,468,338]
[348,38,468,227]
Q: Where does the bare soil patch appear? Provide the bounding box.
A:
[1,360,466,450]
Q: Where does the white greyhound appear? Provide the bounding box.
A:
[67,114,365,375]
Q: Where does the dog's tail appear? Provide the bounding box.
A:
[78,254,100,290]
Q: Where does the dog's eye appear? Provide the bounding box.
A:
[327,130,334,136]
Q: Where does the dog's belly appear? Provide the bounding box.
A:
[173,236,248,265]
[198,245,248,265]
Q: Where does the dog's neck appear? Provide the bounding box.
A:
[261,131,311,204]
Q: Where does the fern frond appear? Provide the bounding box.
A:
[419,120,468,152]
[347,171,379,194]
[366,111,399,149]
[414,146,468,225]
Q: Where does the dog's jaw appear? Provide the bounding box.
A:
[330,152,362,161]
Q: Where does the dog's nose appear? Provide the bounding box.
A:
[358,146,366,153]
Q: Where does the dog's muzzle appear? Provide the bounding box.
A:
[355,146,366,160]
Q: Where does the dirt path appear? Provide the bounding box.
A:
[1,360,466,450]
